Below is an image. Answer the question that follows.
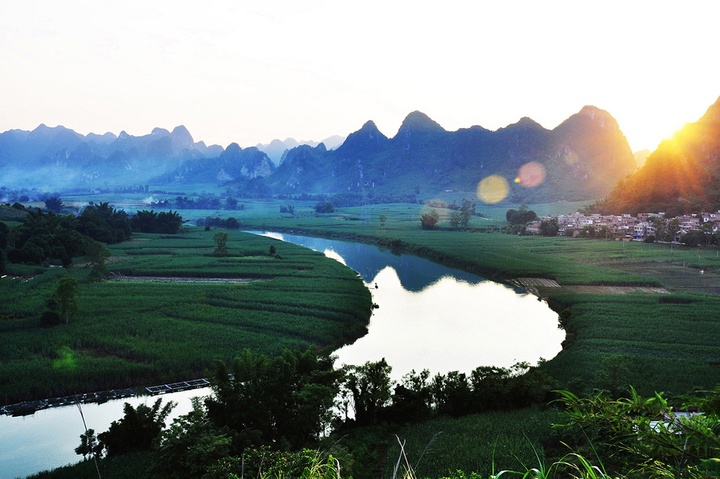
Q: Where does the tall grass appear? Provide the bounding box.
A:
[0,230,372,403]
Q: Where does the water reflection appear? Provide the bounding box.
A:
[254,232,563,380]
[334,267,562,380]
[257,232,486,292]
[0,390,202,479]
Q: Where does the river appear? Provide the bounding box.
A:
[0,232,563,479]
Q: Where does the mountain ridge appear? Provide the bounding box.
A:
[0,106,639,203]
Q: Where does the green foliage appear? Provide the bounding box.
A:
[213,231,228,256]
[26,452,154,479]
[75,428,103,459]
[55,276,78,324]
[421,209,440,230]
[0,230,372,403]
[98,398,176,457]
[554,387,720,478]
[539,218,559,236]
[76,202,131,244]
[86,240,110,281]
[344,358,394,427]
[506,205,538,225]
[153,398,233,479]
[315,200,335,214]
[131,210,184,234]
[44,196,63,213]
[206,348,340,452]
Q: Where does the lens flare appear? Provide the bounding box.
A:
[516,161,546,188]
[476,175,509,204]
[563,149,579,165]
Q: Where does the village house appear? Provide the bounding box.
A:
[524,210,720,242]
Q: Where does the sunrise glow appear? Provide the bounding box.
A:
[0,1,717,151]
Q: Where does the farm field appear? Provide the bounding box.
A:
[219,199,720,395]
[0,230,372,404]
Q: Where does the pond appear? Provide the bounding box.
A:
[0,232,563,479]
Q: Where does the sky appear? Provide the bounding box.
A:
[1,1,719,152]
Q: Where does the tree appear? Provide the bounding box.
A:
[86,241,110,281]
[539,218,559,236]
[55,276,78,325]
[44,196,63,213]
[98,398,175,457]
[153,398,233,479]
[156,210,184,234]
[506,205,537,225]
[213,231,228,256]
[666,218,681,242]
[77,202,131,243]
[75,428,103,459]
[205,348,340,452]
[420,209,440,230]
[449,211,463,228]
[343,359,393,426]
[314,200,334,214]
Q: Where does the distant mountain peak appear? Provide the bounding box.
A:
[359,120,380,132]
[513,117,545,130]
[335,119,388,154]
[151,127,170,136]
[170,125,194,149]
[396,111,445,136]
[577,105,618,127]
[171,125,191,136]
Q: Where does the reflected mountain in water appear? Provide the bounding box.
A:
[256,232,486,292]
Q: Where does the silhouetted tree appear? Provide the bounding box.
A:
[44,196,63,213]
[205,348,339,451]
[343,359,393,426]
[539,218,559,236]
[86,241,110,281]
[98,398,175,457]
[314,200,334,214]
[55,276,78,324]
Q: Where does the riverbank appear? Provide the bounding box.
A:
[234,217,720,395]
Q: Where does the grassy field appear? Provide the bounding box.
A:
[215,200,720,395]
[0,230,372,403]
[6,196,720,396]
[14,196,720,479]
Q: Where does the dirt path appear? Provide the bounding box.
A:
[108,275,257,284]
[510,277,670,298]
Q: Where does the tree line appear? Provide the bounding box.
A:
[75,347,720,479]
[0,201,184,272]
[73,348,556,479]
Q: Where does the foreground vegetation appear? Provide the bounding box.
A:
[27,355,720,479]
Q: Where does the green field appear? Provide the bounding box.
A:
[217,200,720,395]
[10,197,720,479]
[0,230,372,403]
[5,197,720,398]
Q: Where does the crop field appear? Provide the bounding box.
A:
[218,200,720,395]
[0,230,372,403]
[5,196,720,399]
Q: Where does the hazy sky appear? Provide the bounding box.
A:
[1,1,718,152]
